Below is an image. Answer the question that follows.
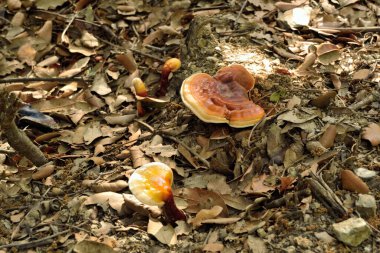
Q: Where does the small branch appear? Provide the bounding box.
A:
[306,172,348,218]
[0,230,69,249]
[162,134,210,168]
[310,26,380,34]
[0,77,87,84]
[349,91,380,110]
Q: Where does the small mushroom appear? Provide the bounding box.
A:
[180,64,265,128]
[129,162,186,224]
[155,58,181,97]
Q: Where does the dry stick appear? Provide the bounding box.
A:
[306,172,347,218]
[162,134,210,168]
[349,91,380,110]
[310,26,380,34]
[234,0,248,28]
[0,77,86,84]
[0,91,47,166]
[0,230,69,249]
[265,189,311,209]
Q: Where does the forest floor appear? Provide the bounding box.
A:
[0,0,380,252]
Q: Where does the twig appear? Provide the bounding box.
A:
[162,134,210,168]
[310,26,380,34]
[0,229,69,249]
[349,91,380,110]
[306,172,347,218]
[190,4,230,11]
[0,77,87,84]
[234,0,248,28]
[61,13,78,42]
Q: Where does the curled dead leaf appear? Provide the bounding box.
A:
[122,193,161,218]
[32,164,54,180]
[362,123,380,146]
[82,179,128,193]
[319,124,337,148]
[310,91,336,108]
[189,206,223,228]
[341,169,369,194]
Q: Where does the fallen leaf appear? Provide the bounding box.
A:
[353,69,372,80]
[84,192,124,215]
[250,174,276,194]
[147,219,177,245]
[73,240,117,253]
[189,206,223,227]
[341,169,369,194]
[362,123,380,146]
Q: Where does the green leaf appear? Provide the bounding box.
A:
[270,92,281,102]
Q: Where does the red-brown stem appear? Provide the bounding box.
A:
[136,101,145,117]
[155,67,171,97]
[162,192,186,224]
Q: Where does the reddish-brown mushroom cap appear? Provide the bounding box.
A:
[180,65,265,128]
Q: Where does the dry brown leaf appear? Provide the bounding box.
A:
[17,43,37,66]
[330,73,341,90]
[278,177,296,193]
[189,206,223,227]
[175,188,228,216]
[115,52,137,73]
[36,20,52,43]
[82,180,128,193]
[203,243,224,252]
[84,192,124,215]
[8,0,22,10]
[362,123,380,146]
[122,193,161,218]
[222,194,251,210]
[319,124,337,148]
[147,219,177,245]
[341,169,369,194]
[73,240,117,253]
[310,91,336,108]
[250,174,276,194]
[353,69,372,80]
[32,164,55,180]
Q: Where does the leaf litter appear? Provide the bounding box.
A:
[0,0,380,252]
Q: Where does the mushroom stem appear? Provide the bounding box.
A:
[162,191,187,224]
[155,58,181,97]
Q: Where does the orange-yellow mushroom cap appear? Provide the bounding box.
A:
[180,65,265,128]
[163,58,181,72]
[129,162,173,207]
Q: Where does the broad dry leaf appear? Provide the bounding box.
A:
[147,219,177,245]
[278,177,296,193]
[353,69,371,80]
[7,0,22,10]
[84,192,124,215]
[91,74,111,96]
[17,43,36,66]
[250,174,276,193]
[362,123,380,146]
[222,194,251,210]
[203,243,224,252]
[36,20,52,43]
[35,0,68,10]
[175,188,228,216]
[73,240,117,253]
[189,206,223,228]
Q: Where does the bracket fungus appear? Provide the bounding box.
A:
[180,64,265,128]
[129,162,186,224]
